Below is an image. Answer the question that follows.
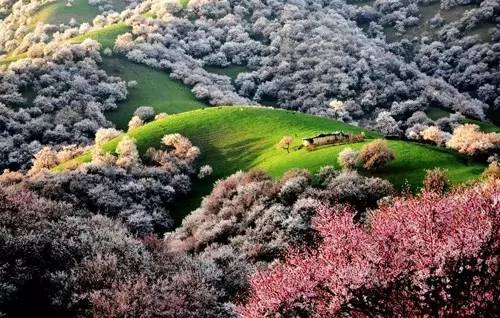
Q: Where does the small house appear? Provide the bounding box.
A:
[302,131,364,148]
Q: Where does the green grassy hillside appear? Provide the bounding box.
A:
[33,0,130,25]
[69,23,131,48]
[102,56,207,129]
[0,53,27,67]
[33,0,99,25]
[60,106,486,218]
[0,23,130,67]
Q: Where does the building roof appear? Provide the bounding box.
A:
[302,131,348,141]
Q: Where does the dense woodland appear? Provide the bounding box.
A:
[0,0,499,317]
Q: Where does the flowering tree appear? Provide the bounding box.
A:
[359,139,395,170]
[115,136,140,169]
[133,106,156,123]
[128,116,144,131]
[338,147,359,170]
[422,168,449,193]
[160,133,201,161]
[483,161,500,180]
[446,124,500,157]
[24,133,200,235]
[238,180,500,317]
[278,136,294,153]
[421,126,451,146]
[198,165,213,179]
[0,169,23,186]
[95,128,122,146]
[27,147,59,176]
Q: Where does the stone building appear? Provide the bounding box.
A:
[302,131,364,147]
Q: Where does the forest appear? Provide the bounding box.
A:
[0,0,499,317]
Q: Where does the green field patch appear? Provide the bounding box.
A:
[69,23,131,48]
[33,0,130,25]
[101,56,207,129]
[204,65,250,81]
[33,0,99,26]
[0,53,27,68]
[1,1,127,59]
[426,106,452,120]
[466,119,500,133]
[59,106,486,220]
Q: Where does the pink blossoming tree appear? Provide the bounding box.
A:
[238,181,500,317]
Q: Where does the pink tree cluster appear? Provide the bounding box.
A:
[238,181,500,317]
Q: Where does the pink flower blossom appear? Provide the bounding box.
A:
[239,181,500,317]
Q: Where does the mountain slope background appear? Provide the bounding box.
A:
[1,0,497,213]
[0,1,499,317]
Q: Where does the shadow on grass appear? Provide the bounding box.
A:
[170,136,268,224]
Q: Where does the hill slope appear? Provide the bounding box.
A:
[69,23,131,48]
[101,56,207,129]
[33,0,99,26]
[61,106,486,218]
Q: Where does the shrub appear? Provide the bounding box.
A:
[281,168,312,184]
[374,111,402,137]
[88,252,242,318]
[103,47,113,56]
[198,165,213,179]
[160,133,201,162]
[95,128,122,146]
[315,165,338,186]
[114,0,487,132]
[483,161,500,180]
[128,116,144,131]
[0,41,126,171]
[133,106,156,123]
[155,112,169,120]
[239,180,500,317]
[25,144,89,177]
[0,188,151,317]
[338,147,359,169]
[55,145,89,163]
[303,170,394,211]
[0,169,24,186]
[423,168,449,193]
[359,139,395,170]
